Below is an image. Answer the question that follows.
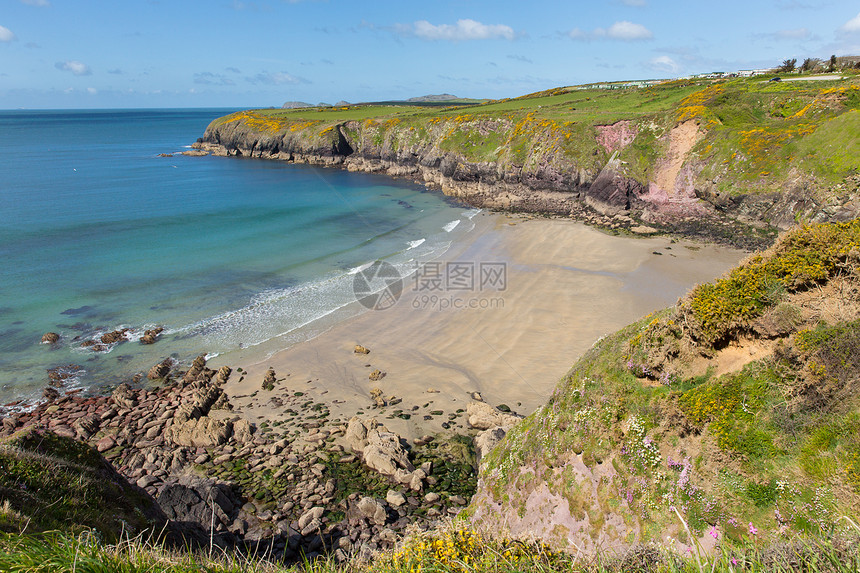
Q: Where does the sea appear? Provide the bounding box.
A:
[0,109,479,406]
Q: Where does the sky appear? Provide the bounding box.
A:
[1,0,860,109]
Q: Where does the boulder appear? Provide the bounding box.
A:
[262,368,276,391]
[41,332,60,344]
[147,359,172,380]
[475,426,507,463]
[351,496,387,526]
[345,417,368,452]
[139,327,164,345]
[386,490,406,507]
[168,416,232,447]
[466,401,522,431]
[100,329,130,344]
[362,427,414,477]
[111,383,138,409]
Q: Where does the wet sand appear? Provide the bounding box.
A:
[219,214,745,440]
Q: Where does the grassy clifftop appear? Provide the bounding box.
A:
[200,75,860,237]
[468,219,860,555]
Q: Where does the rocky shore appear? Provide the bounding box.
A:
[189,111,860,252]
[0,355,520,564]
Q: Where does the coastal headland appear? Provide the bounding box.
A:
[3,74,860,568]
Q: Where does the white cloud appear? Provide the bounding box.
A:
[55,60,92,75]
[569,21,653,41]
[842,12,860,33]
[245,71,307,85]
[86,87,97,95]
[21,0,50,5]
[607,21,653,40]
[0,25,16,42]
[410,19,515,41]
[775,27,811,39]
[649,55,680,73]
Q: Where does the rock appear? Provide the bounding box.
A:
[96,435,116,452]
[449,495,467,505]
[100,329,130,344]
[139,327,164,345]
[298,506,325,530]
[424,492,440,503]
[353,496,387,526]
[362,427,414,477]
[111,383,138,409]
[345,417,368,452]
[215,366,232,384]
[354,345,370,354]
[470,391,484,402]
[167,416,232,447]
[232,418,254,443]
[42,387,60,401]
[475,427,507,463]
[466,401,523,431]
[386,490,406,507]
[147,359,172,380]
[630,225,658,234]
[262,368,276,391]
[369,369,385,381]
[137,475,158,488]
[157,476,237,532]
[41,332,60,344]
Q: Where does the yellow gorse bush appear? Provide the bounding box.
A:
[689,220,860,343]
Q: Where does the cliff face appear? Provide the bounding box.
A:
[195,80,860,249]
[465,220,860,555]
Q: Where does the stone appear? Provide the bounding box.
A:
[139,327,164,345]
[232,418,254,443]
[470,391,483,402]
[449,495,467,505]
[298,506,325,530]
[100,329,130,344]
[147,359,172,380]
[262,368,276,391]
[167,416,232,447]
[137,475,157,488]
[345,417,368,452]
[354,345,370,354]
[41,332,60,344]
[96,435,116,452]
[362,427,414,477]
[369,369,385,381]
[354,496,387,526]
[424,492,440,503]
[386,490,406,507]
[216,366,232,384]
[475,426,507,462]
[466,401,523,431]
[111,383,138,409]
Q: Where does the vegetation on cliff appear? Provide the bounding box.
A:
[470,219,860,555]
[200,74,860,240]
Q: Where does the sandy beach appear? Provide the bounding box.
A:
[218,214,745,440]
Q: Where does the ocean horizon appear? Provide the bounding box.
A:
[0,108,478,406]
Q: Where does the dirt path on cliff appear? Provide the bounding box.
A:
[652,120,702,200]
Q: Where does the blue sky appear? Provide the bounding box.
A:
[2,0,860,109]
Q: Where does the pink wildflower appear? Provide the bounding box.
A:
[748,522,758,535]
[708,525,719,539]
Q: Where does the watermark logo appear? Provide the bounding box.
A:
[353,261,507,311]
[353,261,403,310]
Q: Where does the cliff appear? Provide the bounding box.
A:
[195,76,860,250]
[465,219,860,555]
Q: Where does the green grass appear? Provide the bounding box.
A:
[208,76,860,208]
[2,526,860,573]
[0,430,157,541]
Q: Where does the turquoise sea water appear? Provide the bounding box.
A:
[0,109,477,405]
